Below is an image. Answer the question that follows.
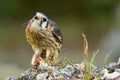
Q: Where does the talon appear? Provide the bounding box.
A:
[32,58,44,66]
[34,58,40,65]
[31,58,44,69]
[31,58,39,67]
[38,57,44,63]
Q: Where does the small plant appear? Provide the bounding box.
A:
[103,50,112,67]
[82,33,99,80]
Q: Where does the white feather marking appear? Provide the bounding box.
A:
[36,12,47,19]
[41,21,47,29]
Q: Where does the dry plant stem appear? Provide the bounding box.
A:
[82,33,89,80]
[82,33,88,56]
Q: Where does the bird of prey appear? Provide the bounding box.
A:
[25,12,63,67]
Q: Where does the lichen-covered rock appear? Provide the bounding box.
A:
[19,68,37,80]
[6,58,120,80]
[101,58,120,79]
[5,76,16,80]
[36,72,48,80]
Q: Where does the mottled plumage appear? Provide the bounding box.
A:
[25,12,63,67]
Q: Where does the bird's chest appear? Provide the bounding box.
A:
[26,28,52,48]
[26,29,42,47]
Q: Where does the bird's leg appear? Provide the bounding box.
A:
[31,54,44,69]
[51,50,59,65]
[31,48,44,68]
[45,49,51,63]
[47,49,59,65]
[31,54,39,67]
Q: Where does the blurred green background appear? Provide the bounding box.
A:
[0,0,120,79]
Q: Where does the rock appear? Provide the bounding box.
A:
[19,68,37,80]
[101,58,120,80]
[5,76,16,80]
[101,69,120,79]
[117,58,120,64]
[6,58,120,80]
[36,72,48,80]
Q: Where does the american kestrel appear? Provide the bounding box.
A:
[25,12,63,67]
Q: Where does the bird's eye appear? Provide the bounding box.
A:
[42,18,47,22]
[34,16,38,20]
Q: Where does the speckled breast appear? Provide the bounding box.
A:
[26,28,54,49]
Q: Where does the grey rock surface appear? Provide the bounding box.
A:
[6,58,120,80]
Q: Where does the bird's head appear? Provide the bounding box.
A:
[26,12,63,44]
[29,12,50,31]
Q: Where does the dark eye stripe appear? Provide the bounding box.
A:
[40,20,42,27]
[46,21,49,28]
